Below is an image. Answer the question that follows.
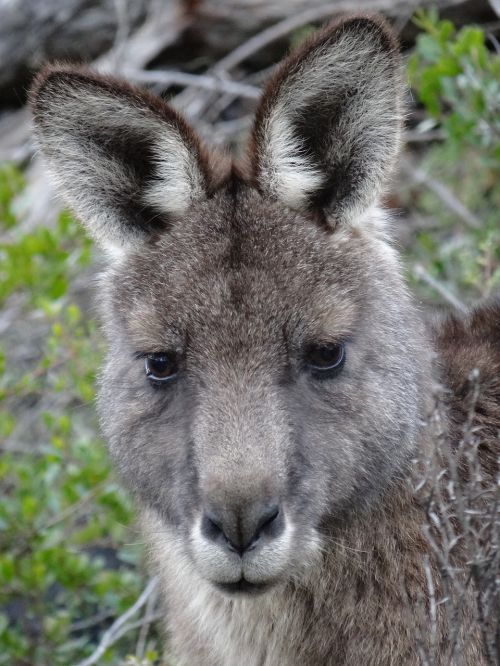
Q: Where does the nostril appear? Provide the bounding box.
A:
[201,511,225,542]
[202,510,243,554]
[256,504,280,534]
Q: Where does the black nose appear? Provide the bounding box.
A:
[201,502,283,555]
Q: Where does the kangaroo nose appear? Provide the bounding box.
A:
[201,502,283,555]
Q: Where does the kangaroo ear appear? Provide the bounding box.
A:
[250,16,402,227]
[30,67,211,252]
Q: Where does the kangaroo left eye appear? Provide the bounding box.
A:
[145,353,178,382]
[304,343,345,377]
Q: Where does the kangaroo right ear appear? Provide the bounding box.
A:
[30,67,211,253]
[250,16,403,228]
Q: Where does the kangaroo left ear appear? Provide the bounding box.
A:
[250,16,403,227]
[30,66,212,253]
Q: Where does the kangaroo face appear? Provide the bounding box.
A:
[31,17,430,592]
[98,187,427,590]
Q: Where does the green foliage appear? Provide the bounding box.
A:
[0,210,92,305]
[409,9,500,165]
[0,174,160,664]
[406,11,500,300]
[0,164,25,229]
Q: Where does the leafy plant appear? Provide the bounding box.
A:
[406,10,500,301]
[0,172,160,664]
[0,164,25,230]
[409,9,500,165]
[0,210,92,305]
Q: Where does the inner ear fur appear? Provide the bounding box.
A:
[30,66,218,250]
[250,16,403,226]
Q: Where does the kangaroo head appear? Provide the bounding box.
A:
[31,17,431,593]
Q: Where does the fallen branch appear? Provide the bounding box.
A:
[95,0,186,74]
[194,0,474,57]
[174,0,469,119]
[124,68,261,99]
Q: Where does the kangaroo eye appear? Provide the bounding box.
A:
[145,353,178,383]
[304,343,345,377]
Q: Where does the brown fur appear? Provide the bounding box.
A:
[30,16,499,665]
[436,302,500,455]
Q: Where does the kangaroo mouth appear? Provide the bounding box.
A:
[215,578,273,596]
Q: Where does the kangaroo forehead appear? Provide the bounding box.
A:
[110,191,365,348]
[126,185,365,288]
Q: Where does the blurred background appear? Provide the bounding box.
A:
[0,1,499,664]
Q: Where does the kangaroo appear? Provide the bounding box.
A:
[30,16,499,665]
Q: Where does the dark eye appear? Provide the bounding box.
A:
[144,353,178,383]
[304,342,345,377]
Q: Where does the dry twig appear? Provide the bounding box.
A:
[75,577,159,666]
[412,375,500,665]
[401,157,482,230]
[135,579,160,658]
[413,264,468,313]
[123,68,261,99]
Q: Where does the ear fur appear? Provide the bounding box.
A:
[250,16,403,227]
[30,67,213,251]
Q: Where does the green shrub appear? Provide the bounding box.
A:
[409,9,500,164]
[0,184,160,664]
[406,9,500,300]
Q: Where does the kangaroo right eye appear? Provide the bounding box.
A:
[144,353,178,383]
[304,342,345,378]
